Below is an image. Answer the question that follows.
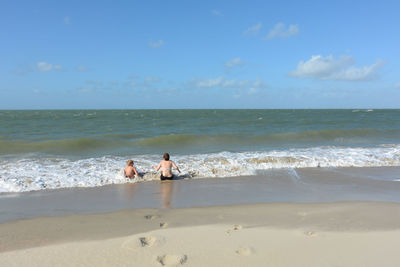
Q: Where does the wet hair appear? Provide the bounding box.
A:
[126,160,134,166]
[163,153,170,161]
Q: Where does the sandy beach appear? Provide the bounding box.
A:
[1,168,400,266]
[1,201,400,266]
[0,187,400,267]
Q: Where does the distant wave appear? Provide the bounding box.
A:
[0,138,130,155]
[352,109,374,112]
[137,129,400,147]
[1,128,400,155]
[1,144,399,193]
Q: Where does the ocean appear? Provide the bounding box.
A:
[0,109,399,193]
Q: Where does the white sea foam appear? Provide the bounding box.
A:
[0,145,399,193]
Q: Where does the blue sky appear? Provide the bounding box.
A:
[1,0,400,109]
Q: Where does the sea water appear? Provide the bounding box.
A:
[0,109,399,193]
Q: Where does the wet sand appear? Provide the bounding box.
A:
[1,167,400,223]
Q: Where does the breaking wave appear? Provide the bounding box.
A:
[1,144,399,193]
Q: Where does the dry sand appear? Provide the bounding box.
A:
[1,202,400,266]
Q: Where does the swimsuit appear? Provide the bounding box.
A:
[160,174,174,181]
[160,167,173,180]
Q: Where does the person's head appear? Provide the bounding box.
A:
[163,153,170,161]
[126,160,134,166]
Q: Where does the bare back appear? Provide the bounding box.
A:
[124,166,139,179]
[156,160,179,177]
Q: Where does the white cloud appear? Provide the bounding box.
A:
[190,77,267,89]
[145,76,161,82]
[64,16,70,25]
[231,86,261,98]
[289,55,385,81]
[149,40,165,48]
[125,76,161,88]
[77,80,117,93]
[251,78,266,88]
[224,58,244,68]
[395,82,400,88]
[290,55,353,78]
[243,22,262,35]
[37,62,62,72]
[211,9,223,16]
[248,88,257,95]
[264,23,299,40]
[76,65,88,72]
[77,87,92,93]
[193,77,224,88]
[334,61,384,81]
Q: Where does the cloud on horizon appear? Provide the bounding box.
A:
[224,58,244,68]
[264,23,299,40]
[37,62,62,72]
[289,55,385,81]
[188,76,268,90]
[76,65,88,72]
[145,76,161,82]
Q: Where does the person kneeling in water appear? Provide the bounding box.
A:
[153,153,181,180]
[124,160,141,179]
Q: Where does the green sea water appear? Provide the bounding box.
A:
[1,109,400,193]
[1,109,399,157]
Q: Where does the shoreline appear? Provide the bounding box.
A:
[1,202,400,266]
[1,166,400,223]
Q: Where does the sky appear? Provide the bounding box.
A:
[1,0,400,109]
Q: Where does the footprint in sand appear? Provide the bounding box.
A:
[139,236,157,247]
[144,215,160,220]
[305,231,317,237]
[226,224,243,234]
[160,222,168,228]
[122,236,164,251]
[156,254,188,266]
[236,247,254,256]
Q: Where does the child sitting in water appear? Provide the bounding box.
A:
[124,160,140,179]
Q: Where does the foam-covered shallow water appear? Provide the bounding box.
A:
[1,109,400,193]
[1,144,399,193]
